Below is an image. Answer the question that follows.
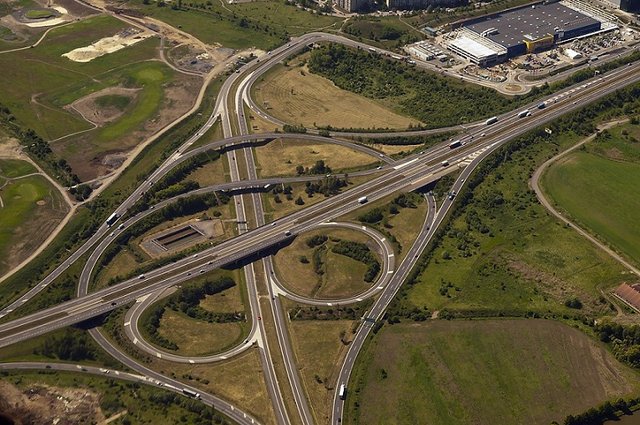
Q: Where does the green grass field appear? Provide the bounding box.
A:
[542,124,640,267]
[348,319,640,425]
[94,94,132,110]
[132,0,340,50]
[157,309,244,356]
[24,9,55,19]
[0,14,193,180]
[0,159,36,177]
[342,16,424,49]
[0,162,68,276]
[0,15,154,139]
[405,130,627,316]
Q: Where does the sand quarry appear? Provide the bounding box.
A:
[62,28,153,62]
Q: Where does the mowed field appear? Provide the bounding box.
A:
[253,62,420,130]
[254,139,379,177]
[542,124,640,267]
[0,158,68,277]
[349,319,640,425]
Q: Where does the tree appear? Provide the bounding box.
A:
[295,196,304,205]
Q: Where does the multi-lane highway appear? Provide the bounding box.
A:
[0,28,639,425]
[0,57,637,348]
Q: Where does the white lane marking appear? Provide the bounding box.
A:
[393,157,419,170]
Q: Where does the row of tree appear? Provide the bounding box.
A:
[0,103,80,187]
[165,276,244,324]
[307,44,513,128]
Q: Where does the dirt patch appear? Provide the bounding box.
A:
[167,43,216,74]
[0,381,106,425]
[0,137,25,160]
[67,86,140,126]
[62,28,153,62]
[53,0,99,17]
[603,147,626,161]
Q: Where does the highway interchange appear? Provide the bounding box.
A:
[0,29,639,425]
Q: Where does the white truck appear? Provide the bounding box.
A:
[105,213,120,227]
[485,116,498,125]
[517,109,529,118]
[358,196,368,204]
[183,388,201,399]
[339,384,347,400]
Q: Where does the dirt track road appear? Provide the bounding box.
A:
[529,119,640,278]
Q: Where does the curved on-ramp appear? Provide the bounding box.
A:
[121,222,395,363]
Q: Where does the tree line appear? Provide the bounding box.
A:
[331,240,381,282]
[307,44,513,128]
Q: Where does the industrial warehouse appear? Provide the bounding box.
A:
[446,0,616,66]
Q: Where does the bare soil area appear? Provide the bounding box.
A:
[0,137,24,160]
[62,28,153,62]
[67,86,140,126]
[0,381,106,425]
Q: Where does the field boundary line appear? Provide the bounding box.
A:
[0,154,75,285]
[530,118,640,278]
